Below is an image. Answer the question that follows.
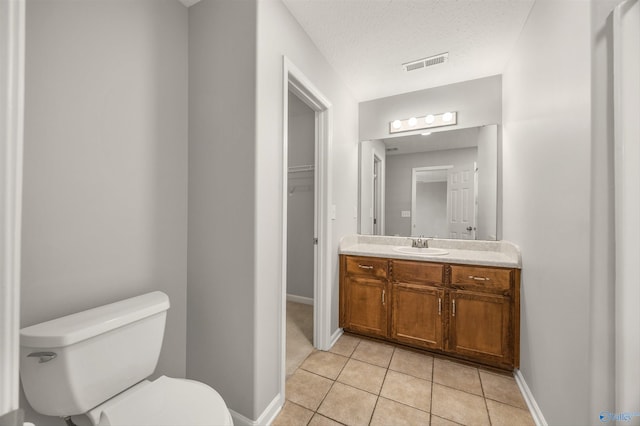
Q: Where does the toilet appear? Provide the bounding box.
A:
[19,291,233,426]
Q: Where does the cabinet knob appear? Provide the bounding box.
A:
[358,264,374,270]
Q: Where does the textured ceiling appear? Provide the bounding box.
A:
[282,0,534,101]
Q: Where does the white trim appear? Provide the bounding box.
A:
[286,294,314,306]
[280,56,333,408]
[229,393,283,426]
[613,0,640,414]
[0,0,25,417]
[329,328,344,349]
[514,369,548,426]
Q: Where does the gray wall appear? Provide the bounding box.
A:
[476,125,498,240]
[359,75,502,141]
[187,0,257,419]
[287,93,315,300]
[385,148,477,237]
[502,0,616,423]
[188,0,359,421]
[21,1,188,424]
[255,0,359,418]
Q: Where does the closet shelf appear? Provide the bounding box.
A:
[288,164,314,173]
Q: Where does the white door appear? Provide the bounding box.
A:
[447,164,476,239]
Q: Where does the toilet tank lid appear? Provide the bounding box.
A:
[21,291,170,348]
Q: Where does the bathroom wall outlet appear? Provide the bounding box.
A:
[401,210,411,217]
[331,204,337,220]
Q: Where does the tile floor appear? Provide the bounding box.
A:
[274,334,535,426]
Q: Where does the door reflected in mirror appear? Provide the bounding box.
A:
[359,125,498,240]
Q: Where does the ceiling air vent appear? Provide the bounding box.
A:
[402,52,449,72]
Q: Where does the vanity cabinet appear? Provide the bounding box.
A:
[340,256,389,338]
[448,265,516,367]
[390,260,446,351]
[339,255,520,370]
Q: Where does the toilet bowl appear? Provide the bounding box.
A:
[19,291,233,426]
[87,376,233,426]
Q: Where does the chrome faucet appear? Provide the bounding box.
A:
[410,236,430,248]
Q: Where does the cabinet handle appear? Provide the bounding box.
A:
[452,299,456,317]
[468,275,490,281]
[438,298,442,316]
[358,264,374,270]
[382,289,385,305]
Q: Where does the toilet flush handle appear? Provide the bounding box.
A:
[27,351,57,363]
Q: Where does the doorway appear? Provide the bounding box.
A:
[280,57,332,400]
[285,91,315,378]
[410,163,477,239]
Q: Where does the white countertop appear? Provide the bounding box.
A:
[339,235,521,268]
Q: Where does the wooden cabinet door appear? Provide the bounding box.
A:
[344,276,388,338]
[448,290,513,368]
[391,283,444,350]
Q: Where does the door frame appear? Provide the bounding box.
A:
[280,57,333,396]
[613,0,640,413]
[372,154,383,235]
[410,165,452,237]
[0,0,25,418]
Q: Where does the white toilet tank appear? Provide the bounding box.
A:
[20,291,170,417]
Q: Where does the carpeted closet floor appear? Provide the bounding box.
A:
[286,301,314,378]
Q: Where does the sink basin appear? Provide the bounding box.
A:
[393,246,449,256]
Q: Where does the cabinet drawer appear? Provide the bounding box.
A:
[450,265,512,291]
[345,256,388,279]
[391,260,445,285]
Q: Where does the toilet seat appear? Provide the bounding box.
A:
[87,376,233,426]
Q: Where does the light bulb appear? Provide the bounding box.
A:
[443,112,453,122]
[408,117,417,126]
[425,114,435,125]
[392,120,402,129]
[421,132,432,136]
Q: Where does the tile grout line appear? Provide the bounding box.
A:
[282,334,534,426]
[479,368,494,426]
[429,356,434,425]
[311,342,357,425]
[307,339,363,425]
[366,345,396,425]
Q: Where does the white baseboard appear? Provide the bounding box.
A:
[329,328,343,349]
[229,393,283,426]
[514,369,548,426]
[286,294,313,305]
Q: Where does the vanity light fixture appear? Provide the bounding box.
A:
[389,111,457,134]
[421,132,432,136]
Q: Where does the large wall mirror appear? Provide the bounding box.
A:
[359,124,499,240]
